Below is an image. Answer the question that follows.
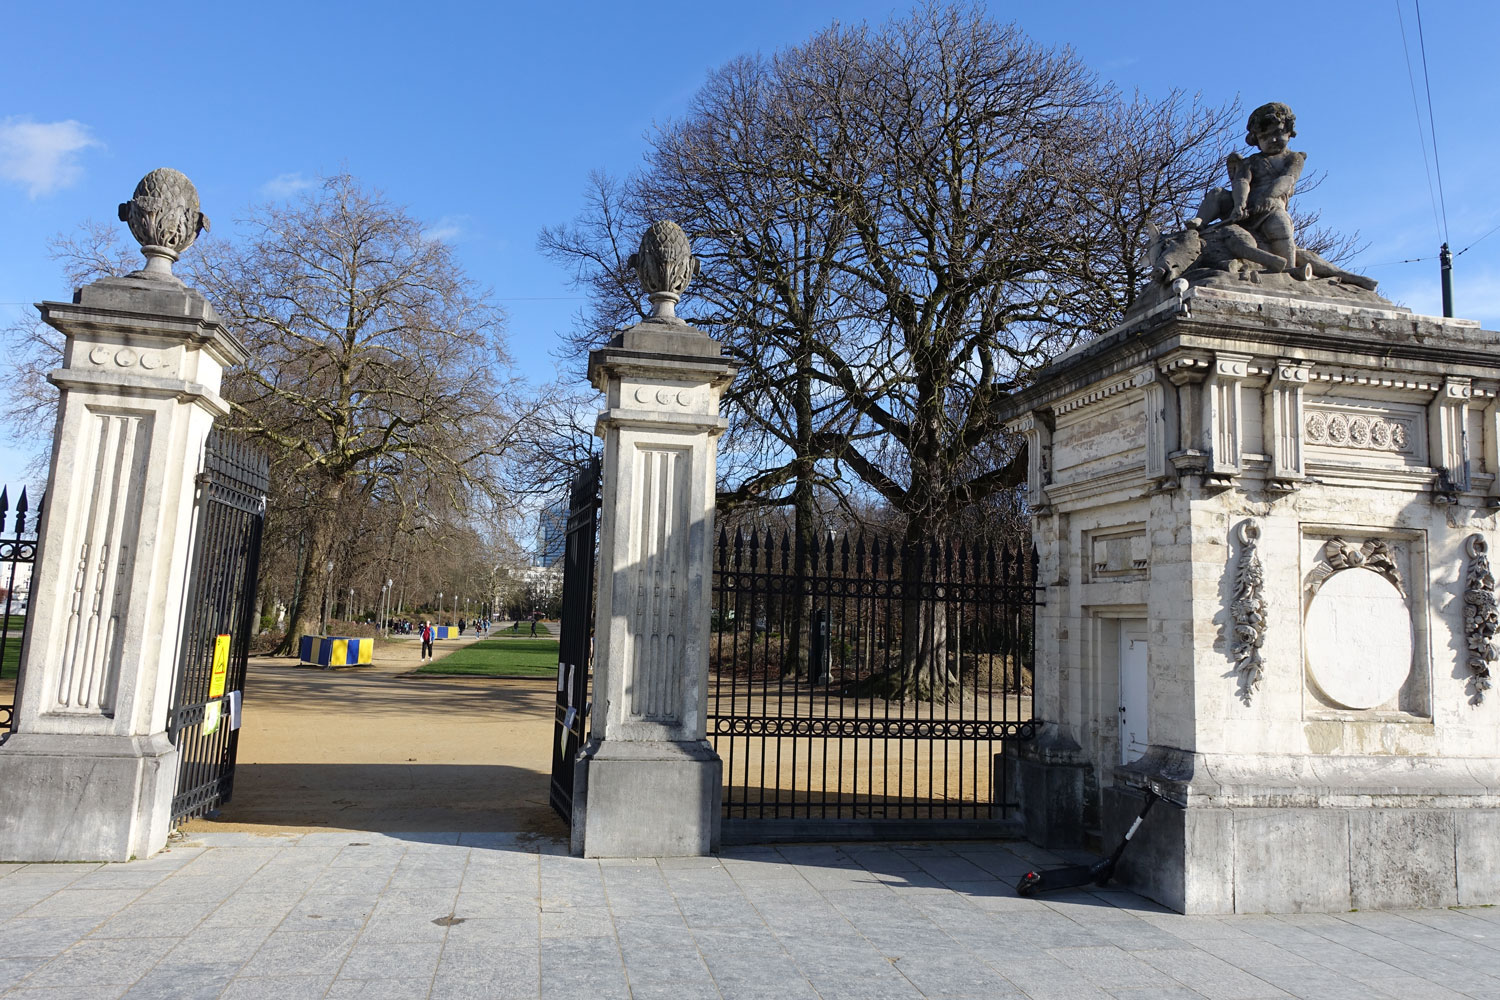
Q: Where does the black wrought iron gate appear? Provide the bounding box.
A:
[709,530,1039,841]
[168,429,268,825]
[549,457,601,823]
[0,488,40,732]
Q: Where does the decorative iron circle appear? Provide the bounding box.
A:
[0,541,36,561]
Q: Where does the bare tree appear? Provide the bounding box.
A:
[544,6,1238,695]
[191,174,526,650]
[0,223,143,459]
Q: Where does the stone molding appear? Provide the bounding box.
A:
[1140,368,1173,481]
[1120,746,1500,809]
[1050,371,1144,416]
[1309,370,1447,393]
[1266,360,1310,488]
[1160,354,1212,384]
[1429,378,1473,495]
[1484,402,1500,506]
[1208,352,1253,482]
[1006,410,1053,507]
[1088,526,1149,579]
[1037,466,1147,508]
[1024,336,1492,501]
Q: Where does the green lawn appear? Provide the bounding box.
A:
[497,621,552,636]
[0,617,25,680]
[418,637,561,677]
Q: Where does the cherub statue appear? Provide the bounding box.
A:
[1146,102,1377,292]
[1187,101,1304,273]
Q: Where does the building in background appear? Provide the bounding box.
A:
[535,495,568,568]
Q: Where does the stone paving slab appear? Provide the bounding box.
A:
[0,833,1497,998]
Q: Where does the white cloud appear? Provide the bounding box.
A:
[0,117,99,198]
[261,172,316,198]
[423,214,470,243]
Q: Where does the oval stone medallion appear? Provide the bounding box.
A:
[1304,567,1412,709]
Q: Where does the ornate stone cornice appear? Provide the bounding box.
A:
[1050,370,1147,417]
[1308,370,1444,393]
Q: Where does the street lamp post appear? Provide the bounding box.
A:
[437,593,443,626]
[348,587,355,622]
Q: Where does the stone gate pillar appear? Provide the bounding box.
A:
[573,222,738,857]
[1004,278,1500,913]
[0,170,245,862]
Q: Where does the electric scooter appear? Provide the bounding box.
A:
[1015,782,1173,897]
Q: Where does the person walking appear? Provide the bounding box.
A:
[420,620,434,660]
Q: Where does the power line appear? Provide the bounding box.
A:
[1455,220,1500,258]
[1362,255,1437,269]
[1414,0,1451,245]
[1395,0,1443,243]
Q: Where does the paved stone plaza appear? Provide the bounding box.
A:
[0,832,1494,999]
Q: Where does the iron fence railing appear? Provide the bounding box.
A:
[0,487,41,733]
[709,528,1038,835]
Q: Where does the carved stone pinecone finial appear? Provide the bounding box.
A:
[117,168,211,280]
[627,220,699,320]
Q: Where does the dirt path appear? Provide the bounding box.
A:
[181,630,568,839]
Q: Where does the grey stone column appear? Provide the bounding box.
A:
[573,223,738,858]
[0,170,243,862]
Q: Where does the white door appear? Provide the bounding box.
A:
[1119,620,1149,764]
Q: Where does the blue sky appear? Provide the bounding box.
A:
[2,0,1497,490]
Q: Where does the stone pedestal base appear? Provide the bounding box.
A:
[0,732,178,862]
[573,740,721,858]
[1007,733,1091,848]
[1103,751,1500,913]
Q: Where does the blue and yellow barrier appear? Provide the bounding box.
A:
[298,635,374,667]
[433,625,451,639]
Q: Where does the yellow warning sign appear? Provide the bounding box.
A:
[209,634,231,699]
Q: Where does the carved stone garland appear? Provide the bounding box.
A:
[1304,536,1405,597]
[1231,519,1267,704]
[1463,534,1498,703]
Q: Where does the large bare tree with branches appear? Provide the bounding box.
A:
[191,174,524,649]
[542,6,1240,694]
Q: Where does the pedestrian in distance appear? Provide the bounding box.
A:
[420,620,434,660]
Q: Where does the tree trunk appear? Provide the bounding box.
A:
[273,479,345,654]
[897,518,956,702]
